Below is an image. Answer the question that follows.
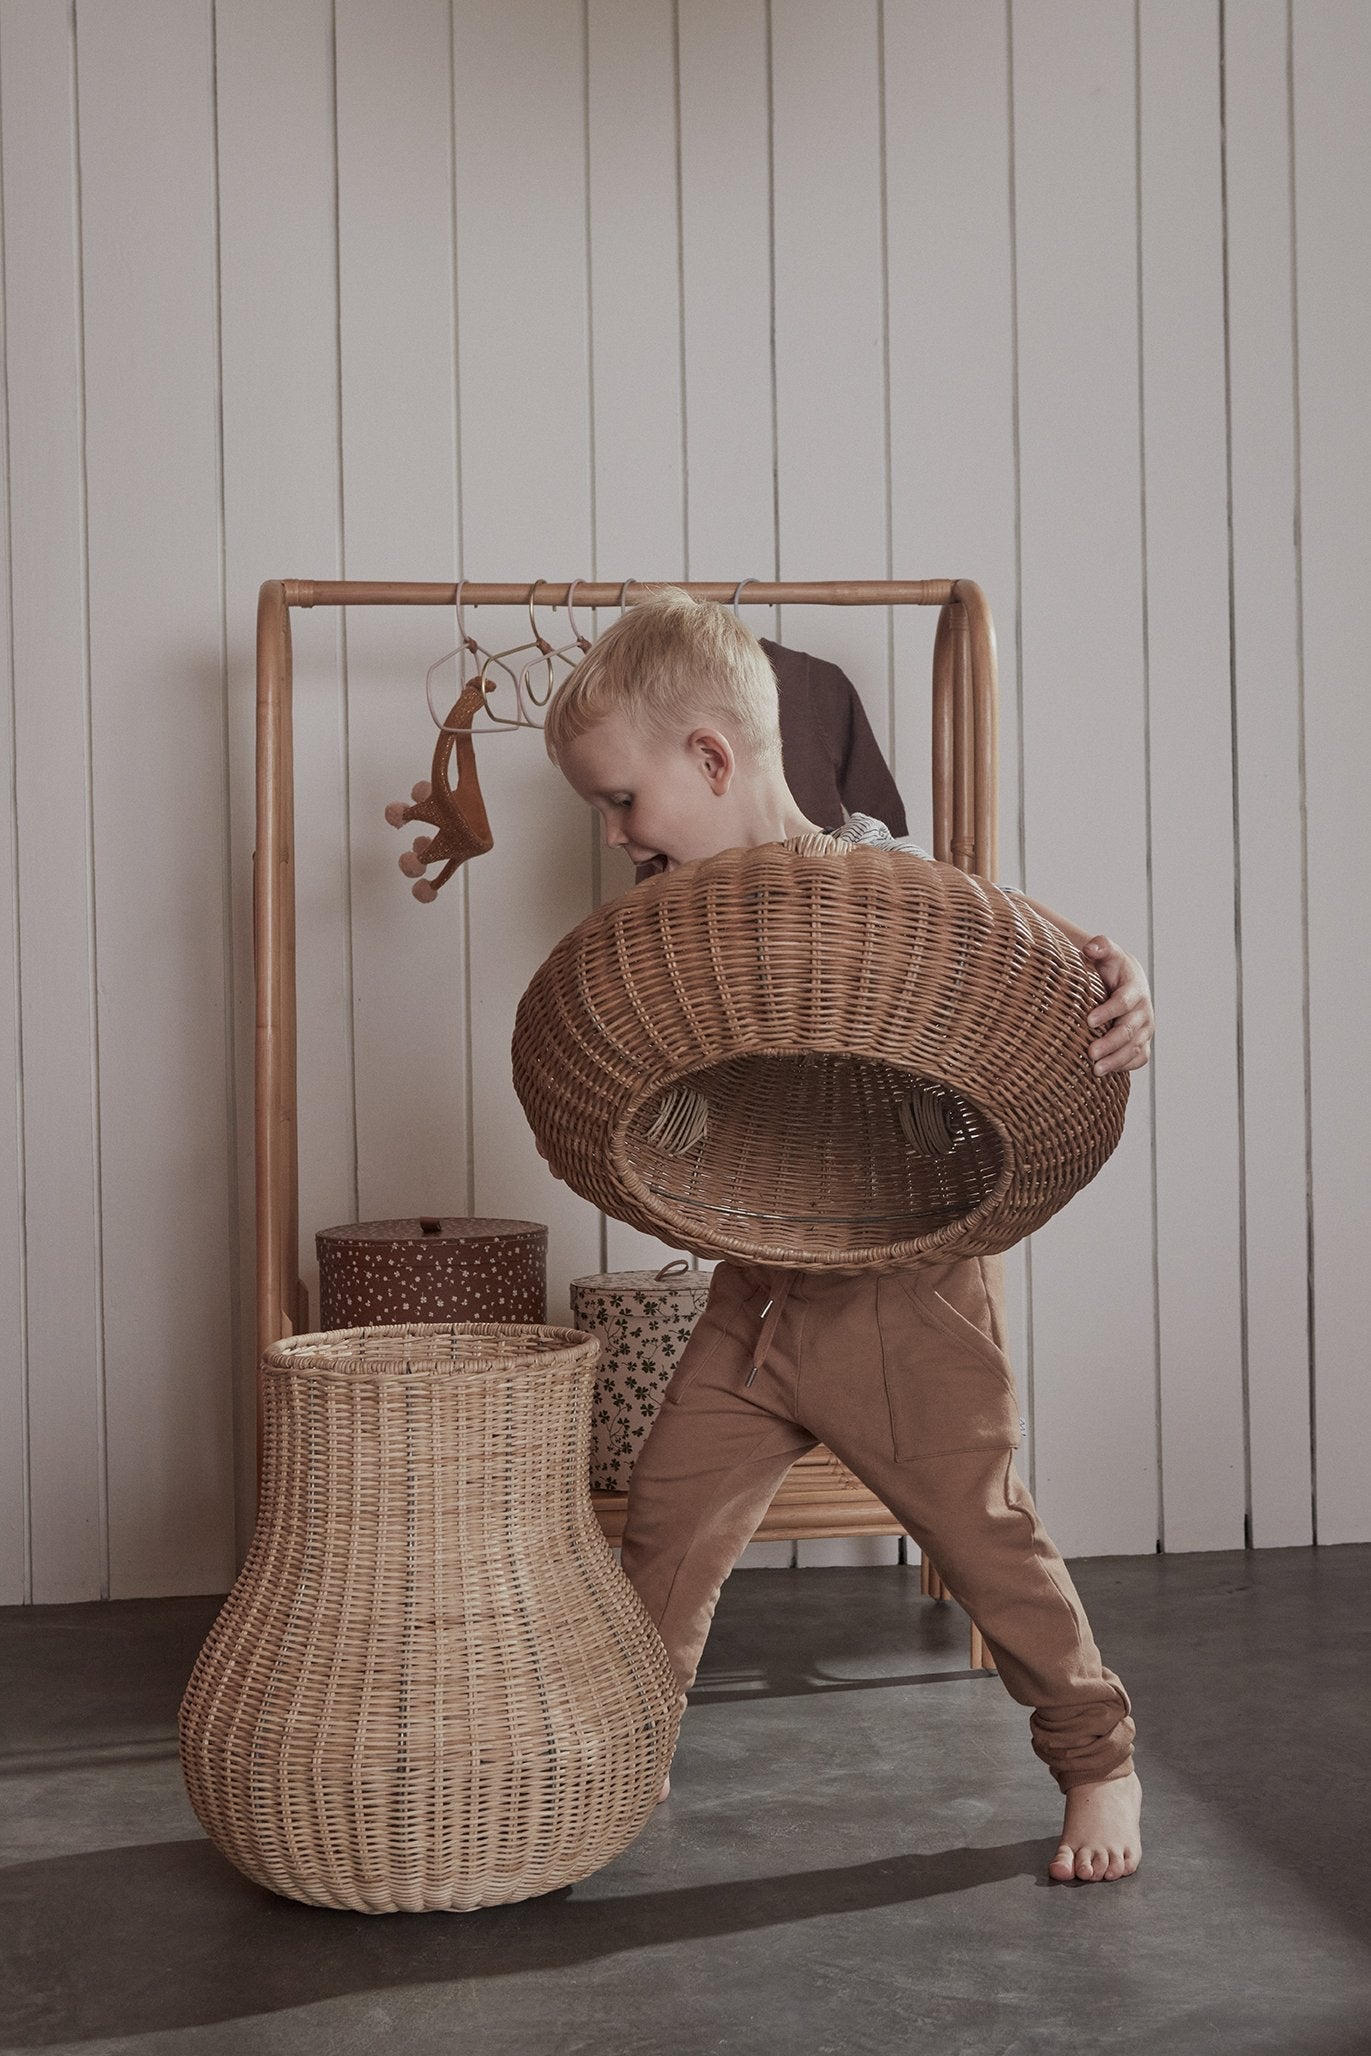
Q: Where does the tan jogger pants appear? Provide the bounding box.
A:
[619,1254,1136,1794]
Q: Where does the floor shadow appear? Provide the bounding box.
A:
[687,1663,991,1704]
[688,1566,982,1705]
[0,1831,1041,2044]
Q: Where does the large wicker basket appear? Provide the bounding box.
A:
[179,1322,681,1912]
[512,834,1128,1269]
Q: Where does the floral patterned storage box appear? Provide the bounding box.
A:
[569,1262,713,1491]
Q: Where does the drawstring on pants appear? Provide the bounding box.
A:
[743,1270,800,1386]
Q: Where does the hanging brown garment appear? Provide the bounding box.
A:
[634,640,908,885]
[760,638,909,840]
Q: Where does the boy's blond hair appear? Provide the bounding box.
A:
[542,586,782,770]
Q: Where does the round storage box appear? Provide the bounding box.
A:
[316,1216,547,1328]
[570,1261,713,1490]
[512,834,1129,1270]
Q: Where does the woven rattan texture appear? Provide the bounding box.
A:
[179,1322,681,1912]
[512,836,1129,1269]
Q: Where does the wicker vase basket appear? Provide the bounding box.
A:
[178,1322,681,1913]
[512,833,1129,1270]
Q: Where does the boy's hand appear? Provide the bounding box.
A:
[1082,937,1154,1075]
[534,1134,564,1182]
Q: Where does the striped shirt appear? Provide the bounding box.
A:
[829,810,1018,898]
[828,811,934,861]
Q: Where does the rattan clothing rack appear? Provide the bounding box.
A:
[253,578,1002,1655]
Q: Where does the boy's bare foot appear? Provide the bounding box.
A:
[1049,1768,1142,1882]
[656,1771,670,1803]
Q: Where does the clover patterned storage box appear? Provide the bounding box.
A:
[569,1261,712,1491]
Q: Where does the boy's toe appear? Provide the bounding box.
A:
[1049,1843,1077,1881]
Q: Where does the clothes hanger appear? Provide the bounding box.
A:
[436,583,539,734]
[462,580,571,732]
[382,579,601,900]
[415,581,550,739]
[563,579,596,656]
[515,579,593,711]
[381,577,628,899]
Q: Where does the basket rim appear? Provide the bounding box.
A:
[608,1042,1020,1266]
[512,833,1127,1267]
[261,1320,598,1380]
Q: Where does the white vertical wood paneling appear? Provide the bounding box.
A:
[883,0,1019,858]
[678,0,775,586]
[728,0,892,1572]
[770,0,891,758]
[0,5,25,1606]
[0,0,1365,1597]
[0,2,101,1601]
[1010,0,1157,1557]
[881,1,1033,1524]
[678,0,809,1567]
[1291,0,1371,1545]
[1225,0,1313,1546]
[452,0,600,1325]
[586,0,694,1276]
[215,0,348,1556]
[75,0,234,1595]
[801,1536,900,1568]
[678,0,786,1434]
[1138,1,1245,1550]
[335,0,468,1232]
[587,0,683,586]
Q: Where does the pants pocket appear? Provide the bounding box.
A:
[880,1260,1022,1457]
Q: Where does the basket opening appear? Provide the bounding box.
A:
[620,1052,1007,1258]
[266,1324,596,1378]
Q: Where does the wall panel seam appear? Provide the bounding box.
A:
[1217,0,1254,1543]
[672,0,688,581]
[71,0,110,1599]
[1005,0,1035,1496]
[1132,0,1164,1552]
[876,0,895,764]
[581,0,598,579]
[581,0,608,1277]
[329,0,360,1229]
[1285,0,1316,1543]
[0,6,34,1602]
[208,0,246,1562]
[764,0,780,612]
[448,0,476,1223]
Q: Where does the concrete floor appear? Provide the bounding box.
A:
[3,1547,1370,2056]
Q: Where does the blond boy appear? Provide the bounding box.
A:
[539,589,1151,1883]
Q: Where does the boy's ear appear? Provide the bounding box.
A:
[689,726,735,791]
